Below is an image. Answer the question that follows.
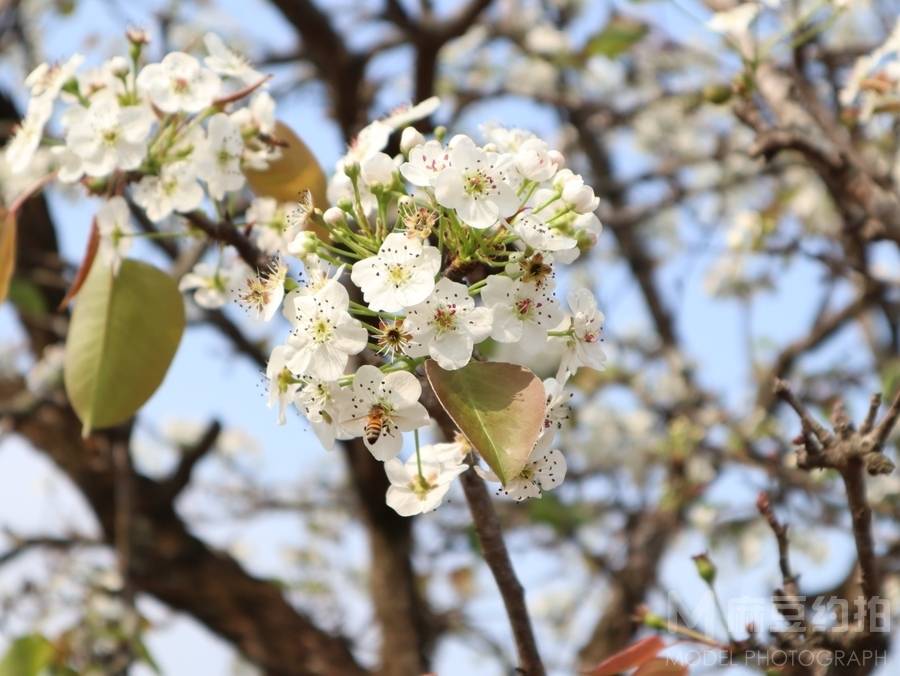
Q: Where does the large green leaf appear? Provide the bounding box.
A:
[425,360,545,484]
[0,634,54,676]
[64,259,185,435]
[584,16,648,58]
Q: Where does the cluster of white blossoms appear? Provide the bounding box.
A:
[5,30,277,286]
[262,107,606,516]
[4,33,607,517]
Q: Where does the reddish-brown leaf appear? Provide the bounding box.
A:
[58,219,99,310]
[588,636,666,676]
[634,657,689,676]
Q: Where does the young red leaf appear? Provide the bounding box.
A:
[58,218,99,309]
[634,657,689,676]
[588,635,666,676]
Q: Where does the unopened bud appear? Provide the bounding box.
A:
[287,231,318,258]
[400,127,426,155]
[323,206,345,227]
[548,149,565,169]
[703,84,732,105]
[108,56,130,78]
[126,27,150,45]
[692,552,717,585]
[641,610,667,631]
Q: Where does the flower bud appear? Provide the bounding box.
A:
[400,127,425,155]
[548,149,565,169]
[287,231,318,258]
[703,83,732,105]
[108,56,130,78]
[691,552,717,586]
[562,176,599,213]
[323,206,346,226]
[126,27,150,45]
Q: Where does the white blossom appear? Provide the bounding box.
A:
[341,365,430,460]
[65,91,153,177]
[248,197,296,255]
[132,160,204,222]
[96,196,135,274]
[385,449,467,516]
[203,33,263,85]
[361,152,396,189]
[137,52,221,113]
[512,213,577,254]
[197,113,245,200]
[480,274,562,348]
[557,288,606,379]
[4,98,52,174]
[480,447,567,501]
[266,344,300,425]
[179,260,246,309]
[285,279,368,381]
[238,260,287,321]
[351,232,441,312]
[404,277,492,370]
[399,140,451,187]
[434,135,518,229]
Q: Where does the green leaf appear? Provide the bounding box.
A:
[7,278,48,316]
[64,259,185,435]
[425,360,545,484]
[0,210,16,305]
[0,634,54,676]
[584,16,648,58]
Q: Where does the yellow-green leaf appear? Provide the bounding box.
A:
[64,259,185,435]
[425,360,545,484]
[0,634,54,676]
[584,16,648,59]
[0,210,17,304]
[246,121,328,209]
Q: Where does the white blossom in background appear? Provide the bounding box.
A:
[132,161,204,222]
[136,52,221,113]
[64,91,154,177]
[266,344,301,425]
[26,344,66,395]
[247,197,295,254]
[179,260,246,309]
[203,33,263,85]
[197,113,245,200]
[96,196,135,274]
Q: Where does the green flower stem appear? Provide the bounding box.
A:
[414,428,425,482]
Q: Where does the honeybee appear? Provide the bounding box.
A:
[363,405,387,445]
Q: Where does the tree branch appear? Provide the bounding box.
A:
[458,466,545,676]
